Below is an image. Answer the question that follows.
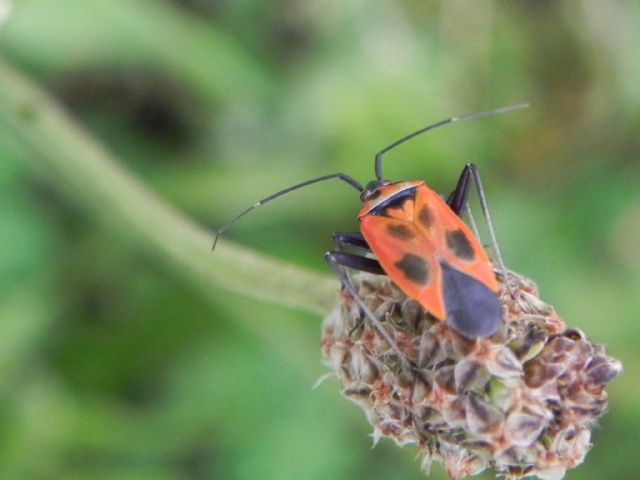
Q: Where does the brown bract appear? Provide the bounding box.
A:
[321,271,622,480]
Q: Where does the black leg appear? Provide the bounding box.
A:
[332,231,370,251]
[446,163,512,296]
[324,252,414,374]
[331,231,384,274]
[325,251,385,275]
[325,251,377,336]
[446,164,473,216]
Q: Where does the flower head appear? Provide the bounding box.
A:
[321,271,621,480]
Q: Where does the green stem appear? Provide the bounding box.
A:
[0,57,337,317]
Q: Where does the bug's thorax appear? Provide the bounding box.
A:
[358,180,424,218]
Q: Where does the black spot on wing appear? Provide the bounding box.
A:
[386,224,415,240]
[394,253,430,285]
[440,261,501,338]
[418,206,433,228]
[446,229,475,260]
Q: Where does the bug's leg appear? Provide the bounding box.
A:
[446,165,472,216]
[447,163,513,297]
[446,166,482,240]
[324,252,414,374]
[333,231,370,251]
[332,232,384,268]
[462,200,482,242]
[325,251,385,275]
[329,235,384,335]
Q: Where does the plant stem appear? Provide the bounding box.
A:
[0,57,337,317]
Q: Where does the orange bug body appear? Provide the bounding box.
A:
[358,180,498,323]
[341,171,503,339]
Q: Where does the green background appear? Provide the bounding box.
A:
[0,1,638,479]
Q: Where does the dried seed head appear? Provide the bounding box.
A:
[321,271,622,480]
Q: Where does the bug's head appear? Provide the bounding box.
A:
[360,180,392,202]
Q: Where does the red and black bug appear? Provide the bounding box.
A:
[213,105,525,365]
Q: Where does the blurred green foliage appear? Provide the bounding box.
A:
[0,1,639,479]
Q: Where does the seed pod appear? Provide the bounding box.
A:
[321,271,622,480]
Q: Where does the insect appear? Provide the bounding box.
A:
[213,105,525,368]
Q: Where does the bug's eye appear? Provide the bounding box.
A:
[360,188,379,202]
[360,181,386,202]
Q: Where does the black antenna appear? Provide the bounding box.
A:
[374,103,529,181]
[212,173,363,251]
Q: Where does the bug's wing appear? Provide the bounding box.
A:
[413,185,499,293]
[439,261,502,338]
[360,215,446,320]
